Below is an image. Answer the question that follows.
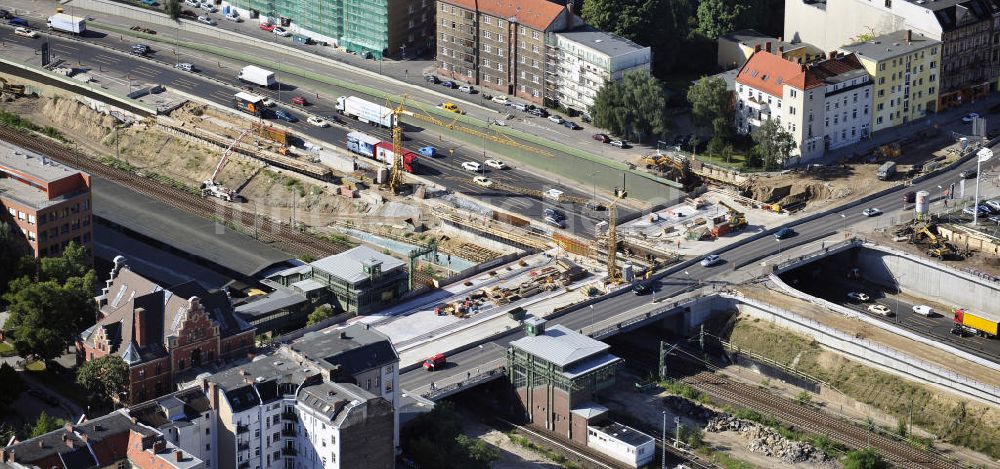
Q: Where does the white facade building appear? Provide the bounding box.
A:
[586,423,655,468]
[552,27,651,115]
[130,388,219,468]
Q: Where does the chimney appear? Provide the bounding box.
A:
[906,29,912,42]
[778,36,783,42]
[63,423,74,433]
[134,307,147,348]
[765,41,772,53]
[754,44,761,53]
[175,450,184,462]
[827,50,835,60]
[64,436,74,449]
[777,46,784,55]
[153,440,166,453]
[339,331,347,339]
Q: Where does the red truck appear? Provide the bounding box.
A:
[423,353,446,371]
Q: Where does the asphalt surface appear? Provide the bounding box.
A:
[0,23,623,237]
[402,146,1000,392]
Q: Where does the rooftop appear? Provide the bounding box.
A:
[92,177,293,278]
[309,245,406,284]
[841,30,940,62]
[297,381,372,422]
[129,387,213,430]
[591,422,655,447]
[0,139,84,184]
[556,26,648,58]
[208,348,323,412]
[3,410,156,467]
[719,29,800,51]
[510,324,611,368]
[737,51,867,94]
[441,0,568,31]
[289,323,398,376]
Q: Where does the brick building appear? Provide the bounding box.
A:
[436,0,574,104]
[77,257,255,405]
[0,140,92,259]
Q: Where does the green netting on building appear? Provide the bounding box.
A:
[227,0,387,57]
[341,0,388,58]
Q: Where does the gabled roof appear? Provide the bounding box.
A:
[441,0,568,31]
[735,51,803,97]
[787,53,866,90]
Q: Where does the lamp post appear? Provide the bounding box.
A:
[589,304,595,329]
[893,272,905,323]
[840,213,847,233]
[973,148,993,225]
[661,411,668,469]
[776,237,782,257]
[590,170,600,207]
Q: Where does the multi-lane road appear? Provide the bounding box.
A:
[0,23,628,236]
[402,144,998,391]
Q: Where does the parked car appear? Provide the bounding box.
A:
[0,9,12,20]
[544,216,565,228]
[912,305,935,317]
[199,2,217,12]
[563,121,581,130]
[700,254,722,267]
[512,102,530,112]
[14,27,38,38]
[610,140,628,148]
[847,292,870,302]
[867,303,893,316]
[274,109,297,122]
[441,81,456,88]
[472,176,493,187]
[592,133,611,143]
[131,44,149,55]
[458,84,474,93]
[543,208,565,221]
[962,112,979,123]
[986,200,1000,212]
[307,116,328,127]
[224,12,242,22]
[529,108,549,118]
[174,62,195,72]
[261,97,275,107]
[485,159,506,170]
[8,17,28,27]
[184,0,200,6]
[491,95,509,105]
[273,27,291,37]
[197,15,217,25]
[862,207,881,217]
[959,169,977,179]
[989,215,1000,224]
[547,115,565,124]
[424,74,439,84]
[291,96,308,106]
[461,161,481,171]
[259,22,275,32]
[774,227,796,240]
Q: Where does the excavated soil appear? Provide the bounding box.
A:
[745,164,897,212]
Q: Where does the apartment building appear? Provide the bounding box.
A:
[130,387,218,467]
[436,0,573,104]
[717,29,824,69]
[223,0,433,59]
[784,0,1000,110]
[0,140,92,259]
[1,409,205,469]
[735,50,873,162]
[77,258,255,405]
[842,30,942,132]
[552,27,651,115]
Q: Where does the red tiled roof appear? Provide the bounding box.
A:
[442,0,568,31]
[797,54,865,90]
[735,51,803,97]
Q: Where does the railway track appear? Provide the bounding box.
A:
[0,125,340,259]
[608,339,966,469]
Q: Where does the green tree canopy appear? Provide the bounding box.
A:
[0,221,33,297]
[749,118,796,170]
[165,0,181,19]
[687,76,734,133]
[591,71,669,143]
[695,0,746,39]
[40,242,92,286]
[844,448,889,469]
[0,363,26,414]
[77,355,129,405]
[28,411,65,438]
[401,402,498,469]
[307,305,336,326]
[582,0,695,76]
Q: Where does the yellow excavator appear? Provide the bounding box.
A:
[915,225,955,258]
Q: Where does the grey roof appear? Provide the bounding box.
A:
[296,381,371,422]
[208,348,323,412]
[562,351,622,379]
[289,323,398,376]
[570,402,608,419]
[556,26,648,58]
[906,0,1000,31]
[510,324,611,367]
[92,177,293,278]
[310,245,405,284]
[592,423,654,447]
[3,410,157,466]
[235,286,307,318]
[130,387,213,429]
[0,139,85,183]
[841,30,940,62]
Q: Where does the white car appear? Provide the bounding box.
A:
[199,2,217,12]
[307,116,329,127]
[184,0,199,6]
[610,140,627,148]
[847,291,870,302]
[174,62,195,72]
[461,161,481,171]
[273,27,291,37]
[867,303,893,316]
[491,95,509,105]
[700,254,722,267]
[473,176,493,187]
[912,305,935,317]
[458,84,474,93]
[14,27,38,38]
[547,115,565,124]
[493,120,507,126]
[485,159,506,170]
[224,13,242,22]
[862,207,881,217]
[261,97,275,107]
[962,112,979,123]
[197,15,217,25]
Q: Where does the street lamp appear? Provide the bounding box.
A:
[973,148,993,225]
[893,272,905,323]
[589,304,595,329]
[776,237,782,257]
[590,170,600,207]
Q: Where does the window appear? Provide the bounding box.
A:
[139,369,145,379]
[532,30,540,39]
[790,89,797,98]
[484,31,492,40]
[17,211,25,220]
[483,15,492,25]
[28,214,35,224]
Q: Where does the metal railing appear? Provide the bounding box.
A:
[416,357,507,400]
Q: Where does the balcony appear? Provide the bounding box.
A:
[744,98,769,113]
[236,424,249,434]
[280,412,297,422]
[282,447,298,457]
[282,428,297,437]
[237,442,250,451]
[239,463,250,469]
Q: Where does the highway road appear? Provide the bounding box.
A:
[0,24,627,237]
[402,144,999,392]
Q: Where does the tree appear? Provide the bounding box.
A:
[0,363,25,414]
[844,448,889,469]
[687,77,733,132]
[750,118,795,170]
[457,434,501,467]
[695,0,746,39]
[0,222,32,297]
[3,279,76,362]
[582,0,696,76]
[401,402,494,469]
[591,71,669,143]
[28,411,64,438]
[40,242,91,286]
[306,305,336,326]
[77,355,129,405]
[165,0,181,19]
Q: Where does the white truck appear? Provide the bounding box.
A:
[47,13,86,34]
[237,65,277,88]
[336,96,396,128]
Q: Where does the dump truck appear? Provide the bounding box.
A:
[47,13,86,34]
[336,96,395,128]
[237,65,277,88]
[877,161,897,180]
[233,92,264,116]
[953,308,998,338]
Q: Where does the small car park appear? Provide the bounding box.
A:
[592,133,611,143]
[473,176,493,187]
[461,161,481,171]
[197,15,217,25]
[700,254,722,267]
[307,116,328,127]
[868,303,893,316]
[274,110,297,122]
[862,207,881,217]
[14,27,38,38]
[774,227,796,240]
[847,291,870,302]
[485,159,506,170]
[912,305,935,317]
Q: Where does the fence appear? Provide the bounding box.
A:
[417,357,507,400]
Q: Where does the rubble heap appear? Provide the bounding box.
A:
[707,416,831,464]
[662,396,717,422]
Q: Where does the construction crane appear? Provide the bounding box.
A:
[605,188,627,284]
[398,100,554,158]
[202,128,252,201]
[387,98,407,194]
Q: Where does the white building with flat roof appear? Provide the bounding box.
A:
[586,423,655,467]
[553,27,651,115]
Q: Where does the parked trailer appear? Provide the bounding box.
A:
[47,13,86,34]
[336,96,395,128]
[954,308,998,338]
[374,142,418,173]
[238,65,276,88]
[233,92,264,116]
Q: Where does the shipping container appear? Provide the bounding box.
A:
[954,308,998,337]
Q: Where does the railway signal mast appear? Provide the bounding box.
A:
[202,129,252,202]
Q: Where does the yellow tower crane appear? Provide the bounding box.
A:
[386,98,408,194]
[605,189,627,284]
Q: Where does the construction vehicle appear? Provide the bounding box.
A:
[953,308,998,338]
[877,161,897,180]
[877,142,901,159]
[914,225,956,258]
[638,151,691,186]
[710,201,747,237]
[201,129,251,201]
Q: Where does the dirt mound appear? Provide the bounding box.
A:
[745,164,894,211]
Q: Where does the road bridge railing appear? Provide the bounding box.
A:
[408,357,507,400]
